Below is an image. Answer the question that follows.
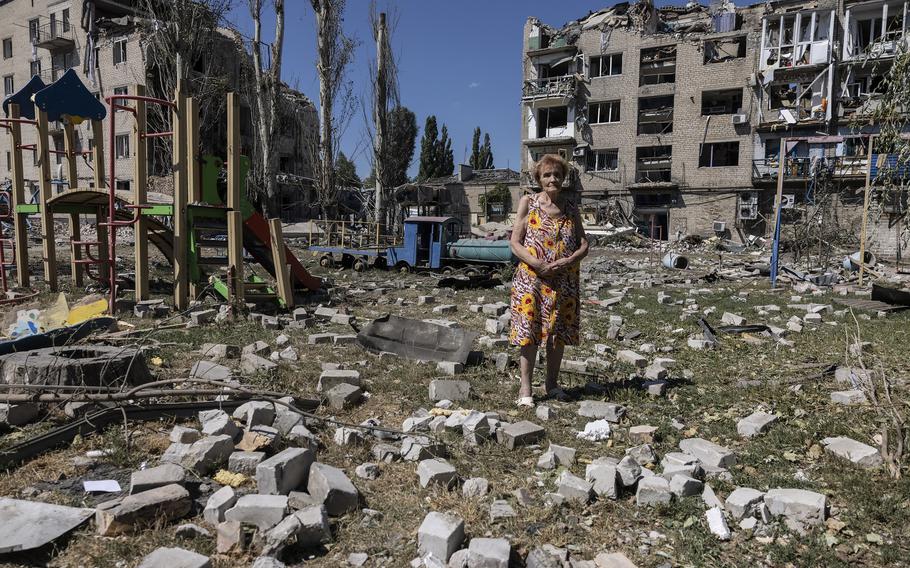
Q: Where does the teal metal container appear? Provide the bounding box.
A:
[447,239,515,263]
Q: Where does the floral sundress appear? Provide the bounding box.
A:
[509,194,581,347]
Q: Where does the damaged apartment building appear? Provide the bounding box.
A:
[0,0,317,221]
[521,0,910,252]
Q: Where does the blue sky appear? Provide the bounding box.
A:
[226,1,671,180]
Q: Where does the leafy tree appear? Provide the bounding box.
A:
[384,106,418,187]
[417,115,438,180]
[438,124,454,176]
[335,152,361,188]
[469,127,494,170]
[469,127,482,169]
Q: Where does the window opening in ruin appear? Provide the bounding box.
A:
[62,8,70,33]
[703,37,746,63]
[28,19,39,43]
[638,96,673,135]
[3,75,13,96]
[2,38,11,59]
[590,100,620,124]
[115,134,130,159]
[115,180,130,192]
[586,149,619,172]
[113,86,128,96]
[590,53,622,77]
[639,46,676,85]
[536,106,568,138]
[635,146,672,183]
[701,89,743,115]
[699,141,740,167]
[113,38,127,65]
[30,59,41,76]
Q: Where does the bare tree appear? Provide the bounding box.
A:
[137,0,233,172]
[247,0,285,216]
[310,0,357,219]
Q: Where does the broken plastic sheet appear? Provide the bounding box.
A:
[0,498,94,553]
[356,314,478,364]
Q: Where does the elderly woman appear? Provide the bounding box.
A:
[509,154,589,407]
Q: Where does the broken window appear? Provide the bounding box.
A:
[701,89,743,115]
[638,96,673,135]
[115,134,130,159]
[30,59,41,77]
[639,46,676,86]
[28,19,39,42]
[113,38,127,65]
[590,100,620,124]
[763,11,832,69]
[636,146,672,183]
[536,106,568,138]
[703,37,746,63]
[590,53,622,77]
[3,75,13,96]
[586,149,619,172]
[699,142,740,167]
[2,38,11,59]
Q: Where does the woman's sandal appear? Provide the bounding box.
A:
[515,396,535,408]
[546,387,571,402]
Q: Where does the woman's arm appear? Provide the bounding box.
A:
[510,195,545,271]
[550,205,589,271]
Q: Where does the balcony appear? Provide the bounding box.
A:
[33,22,75,51]
[750,156,906,183]
[522,75,577,101]
[634,168,672,184]
[39,66,73,84]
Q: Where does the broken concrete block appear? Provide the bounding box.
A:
[432,304,457,315]
[224,494,288,530]
[95,484,191,536]
[401,435,447,461]
[308,333,335,345]
[592,551,638,568]
[721,312,745,326]
[462,411,491,446]
[821,436,883,468]
[679,438,736,469]
[635,476,672,507]
[257,448,315,495]
[462,477,489,498]
[436,361,463,376]
[418,511,465,563]
[616,455,642,487]
[489,499,516,521]
[232,401,276,429]
[736,411,778,438]
[169,425,201,444]
[307,462,359,516]
[706,506,731,541]
[830,390,868,405]
[318,370,362,392]
[403,414,433,433]
[764,488,827,526]
[417,296,436,305]
[628,425,658,444]
[325,383,363,410]
[701,483,724,510]
[669,474,703,497]
[334,426,365,446]
[577,401,626,422]
[241,352,278,375]
[417,459,457,489]
[616,350,647,368]
[189,309,217,326]
[725,487,765,520]
[181,435,235,475]
[130,463,186,495]
[372,443,401,463]
[203,486,237,525]
[497,420,545,449]
[189,361,233,382]
[585,463,618,500]
[243,340,270,356]
[556,471,593,504]
[199,410,240,439]
[137,547,211,568]
[429,379,470,401]
[228,451,266,475]
[286,424,319,451]
[355,463,379,480]
[467,538,510,568]
[272,399,304,436]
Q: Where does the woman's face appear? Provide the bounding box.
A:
[540,165,564,193]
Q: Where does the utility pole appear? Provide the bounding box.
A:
[374,12,387,232]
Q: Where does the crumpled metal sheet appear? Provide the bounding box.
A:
[356,314,478,364]
[0,498,94,553]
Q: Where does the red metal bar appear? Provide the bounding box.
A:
[18,144,36,150]
[142,131,173,139]
[0,117,37,126]
[112,104,136,116]
[0,239,9,292]
[104,94,176,109]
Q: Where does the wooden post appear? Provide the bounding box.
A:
[8,104,28,287]
[859,135,876,286]
[134,85,149,300]
[63,121,83,287]
[268,218,294,308]
[226,93,241,211]
[187,97,200,203]
[91,120,109,264]
[172,85,189,310]
[36,109,57,291]
[769,137,787,288]
[227,210,244,302]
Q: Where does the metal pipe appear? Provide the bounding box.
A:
[142,131,173,139]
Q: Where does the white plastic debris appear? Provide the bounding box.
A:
[706,506,731,540]
[576,419,611,441]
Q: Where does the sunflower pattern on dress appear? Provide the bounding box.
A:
[509,195,581,347]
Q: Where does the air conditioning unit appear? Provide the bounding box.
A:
[731,113,748,125]
[713,220,727,233]
[572,147,586,157]
[739,191,758,206]
[781,193,796,209]
[739,203,759,220]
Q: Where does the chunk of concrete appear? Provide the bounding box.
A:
[137,547,211,568]
[616,455,642,487]
[736,411,778,438]
[429,379,471,402]
[224,494,289,530]
[232,401,276,428]
[417,459,457,489]
[821,436,883,467]
[628,425,658,444]
[616,350,647,368]
[462,477,490,498]
[0,498,94,553]
[180,435,235,475]
[706,506,731,541]
[467,537,510,568]
[228,451,266,475]
[436,361,463,376]
[725,487,765,519]
[200,343,240,360]
[830,390,868,405]
[462,411,491,446]
[577,401,626,422]
[130,463,186,495]
[169,425,201,444]
[325,383,363,410]
[764,488,827,526]
[95,484,191,536]
[679,438,736,469]
[635,476,672,507]
[203,486,237,525]
[669,474,703,497]
[556,471,593,504]
[257,448,315,495]
[307,462,359,516]
[189,361,232,382]
[418,511,465,563]
[497,420,545,449]
[262,505,331,554]
[199,410,240,439]
[593,552,638,568]
[317,370,362,392]
[585,463,618,499]
[241,353,279,375]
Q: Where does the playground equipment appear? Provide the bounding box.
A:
[309,215,515,273]
[1,70,320,312]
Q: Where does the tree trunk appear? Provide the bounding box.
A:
[250,0,285,218]
[313,0,337,219]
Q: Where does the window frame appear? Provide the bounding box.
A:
[699,141,740,168]
[589,53,622,78]
[590,100,621,124]
[3,75,14,96]
[113,85,129,96]
[114,133,131,159]
[28,19,39,43]
[701,89,744,116]
[2,38,12,60]
[30,59,41,77]
[586,148,620,172]
[112,38,128,65]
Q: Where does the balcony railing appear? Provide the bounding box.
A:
[522,75,576,100]
[38,66,73,83]
[634,168,672,184]
[33,22,75,50]
[751,155,908,182]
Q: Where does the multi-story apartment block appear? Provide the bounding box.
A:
[0,0,318,220]
[522,0,910,254]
